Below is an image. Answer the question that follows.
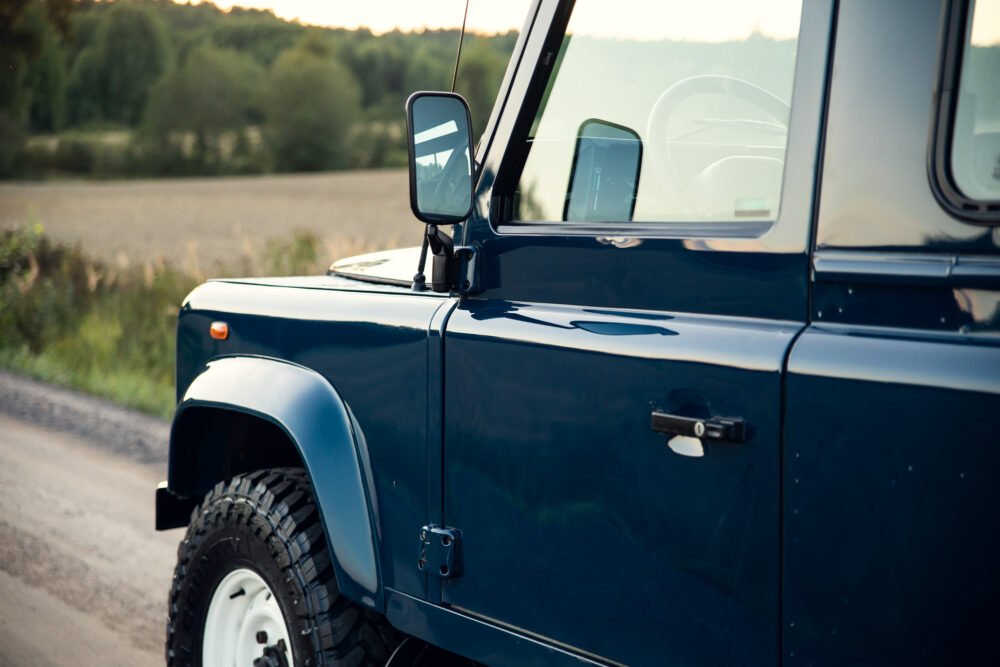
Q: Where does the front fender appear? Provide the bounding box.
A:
[171,355,383,610]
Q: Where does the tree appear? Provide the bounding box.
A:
[208,12,304,67]
[263,34,361,172]
[454,40,507,141]
[142,43,263,169]
[67,1,171,126]
[23,2,67,133]
[342,36,410,110]
[0,0,73,174]
[404,43,451,98]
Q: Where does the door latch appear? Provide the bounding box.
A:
[651,410,747,443]
[418,525,461,579]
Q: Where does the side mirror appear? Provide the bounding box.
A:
[405,92,476,225]
[564,119,642,222]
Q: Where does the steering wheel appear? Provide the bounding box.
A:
[428,144,472,217]
[645,75,790,216]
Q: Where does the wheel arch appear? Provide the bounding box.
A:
[166,355,384,611]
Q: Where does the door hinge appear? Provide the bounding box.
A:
[418,525,461,579]
[455,245,478,294]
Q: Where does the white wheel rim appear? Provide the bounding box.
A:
[203,568,294,667]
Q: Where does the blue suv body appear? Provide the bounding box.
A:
[156,1,1000,665]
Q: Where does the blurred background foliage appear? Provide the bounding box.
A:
[0,224,339,417]
[2,0,517,179]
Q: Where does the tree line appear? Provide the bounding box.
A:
[0,0,516,178]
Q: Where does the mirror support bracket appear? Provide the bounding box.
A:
[419,224,477,295]
[427,225,455,293]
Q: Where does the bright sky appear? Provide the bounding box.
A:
[193,0,532,34]
[565,0,801,41]
[192,0,1000,43]
[971,0,1000,46]
[191,0,800,40]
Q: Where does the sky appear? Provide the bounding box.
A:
[185,0,802,41]
[971,0,1000,46]
[190,0,532,34]
[186,0,801,40]
[190,0,1000,43]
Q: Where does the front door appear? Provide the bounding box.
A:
[441,1,833,665]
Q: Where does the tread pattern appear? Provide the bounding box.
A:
[166,468,399,667]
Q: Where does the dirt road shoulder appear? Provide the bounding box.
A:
[0,376,177,666]
[0,370,169,468]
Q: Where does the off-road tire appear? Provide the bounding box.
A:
[166,468,400,666]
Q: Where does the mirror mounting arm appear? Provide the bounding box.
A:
[413,224,477,295]
[426,224,454,258]
[411,234,430,292]
[426,225,458,293]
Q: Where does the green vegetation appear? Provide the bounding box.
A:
[141,43,264,174]
[0,226,332,418]
[2,0,515,179]
[263,34,361,172]
[68,1,172,126]
[1,0,72,175]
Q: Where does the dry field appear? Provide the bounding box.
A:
[0,169,417,272]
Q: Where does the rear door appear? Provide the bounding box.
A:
[439,2,834,665]
[784,1,1000,663]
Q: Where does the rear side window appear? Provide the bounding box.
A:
[951,0,1000,202]
[934,0,1000,221]
[508,0,804,225]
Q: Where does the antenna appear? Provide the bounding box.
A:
[413,0,471,292]
[451,0,472,92]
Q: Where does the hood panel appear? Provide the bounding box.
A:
[329,247,422,287]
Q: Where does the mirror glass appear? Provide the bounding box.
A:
[408,94,474,223]
[564,119,642,222]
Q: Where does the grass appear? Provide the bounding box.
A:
[0,224,358,419]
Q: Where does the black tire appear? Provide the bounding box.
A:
[166,468,401,667]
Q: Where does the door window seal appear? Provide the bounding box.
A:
[928,0,1000,224]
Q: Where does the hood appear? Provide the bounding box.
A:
[328,246,421,288]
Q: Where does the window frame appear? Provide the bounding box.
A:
[929,0,1000,224]
[485,0,805,239]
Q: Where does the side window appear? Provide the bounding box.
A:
[509,0,804,224]
[950,0,1000,204]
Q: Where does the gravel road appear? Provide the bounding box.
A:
[0,372,178,667]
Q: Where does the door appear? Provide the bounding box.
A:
[440,1,834,665]
[784,1,1000,663]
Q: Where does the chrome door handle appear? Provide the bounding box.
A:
[650,411,747,443]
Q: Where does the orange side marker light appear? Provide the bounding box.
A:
[209,321,229,340]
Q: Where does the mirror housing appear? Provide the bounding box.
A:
[564,118,642,222]
[405,91,476,225]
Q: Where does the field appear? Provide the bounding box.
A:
[0,169,416,273]
[0,170,419,418]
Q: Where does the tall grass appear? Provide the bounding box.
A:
[0,226,343,419]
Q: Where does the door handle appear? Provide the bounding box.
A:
[651,410,747,443]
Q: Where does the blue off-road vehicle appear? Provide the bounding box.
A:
[155,0,1000,665]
